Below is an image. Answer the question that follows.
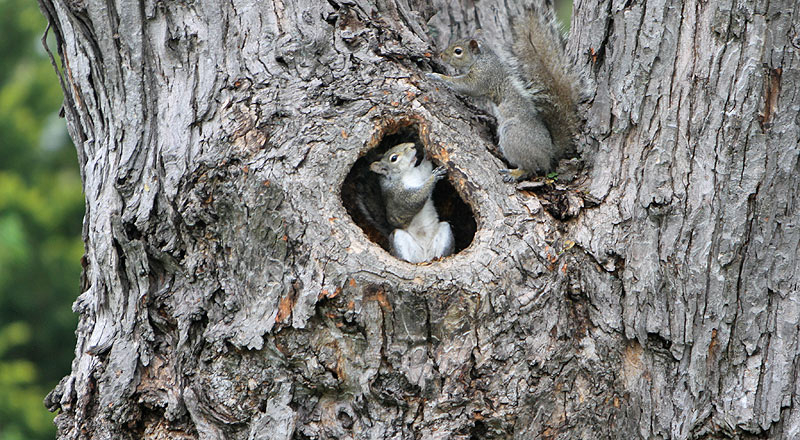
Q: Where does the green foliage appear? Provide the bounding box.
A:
[554,0,574,30]
[0,0,83,438]
[0,322,55,439]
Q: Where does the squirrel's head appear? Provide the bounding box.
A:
[441,38,481,70]
[370,142,418,177]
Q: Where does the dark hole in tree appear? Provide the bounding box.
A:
[341,123,477,260]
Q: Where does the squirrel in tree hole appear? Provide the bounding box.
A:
[427,4,585,182]
[369,142,454,263]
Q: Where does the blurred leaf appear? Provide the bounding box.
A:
[555,0,573,30]
[0,322,31,356]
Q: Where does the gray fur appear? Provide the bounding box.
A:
[371,143,454,263]
[427,7,581,180]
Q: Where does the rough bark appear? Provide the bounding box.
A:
[38,0,799,438]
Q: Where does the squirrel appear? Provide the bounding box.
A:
[426,5,583,182]
[369,142,455,263]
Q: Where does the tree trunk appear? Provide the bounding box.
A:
[38,0,799,438]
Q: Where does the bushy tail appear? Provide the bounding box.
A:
[511,2,584,156]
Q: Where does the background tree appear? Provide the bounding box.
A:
[38,0,799,438]
[0,0,82,438]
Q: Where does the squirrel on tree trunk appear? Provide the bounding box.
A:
[427,4,584,182]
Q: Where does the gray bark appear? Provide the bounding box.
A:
[38,0,799,438]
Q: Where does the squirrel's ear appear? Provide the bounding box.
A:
[370,161,388,175]
[469,39,481,53]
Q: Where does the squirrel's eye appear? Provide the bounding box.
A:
[390,154,398,162]
[454,47,463,56]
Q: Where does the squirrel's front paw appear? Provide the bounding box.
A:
[432,166,448,180]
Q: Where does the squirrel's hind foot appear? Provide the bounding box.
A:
[499,168,529,183]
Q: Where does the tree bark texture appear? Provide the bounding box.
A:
[38,0,799,438]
